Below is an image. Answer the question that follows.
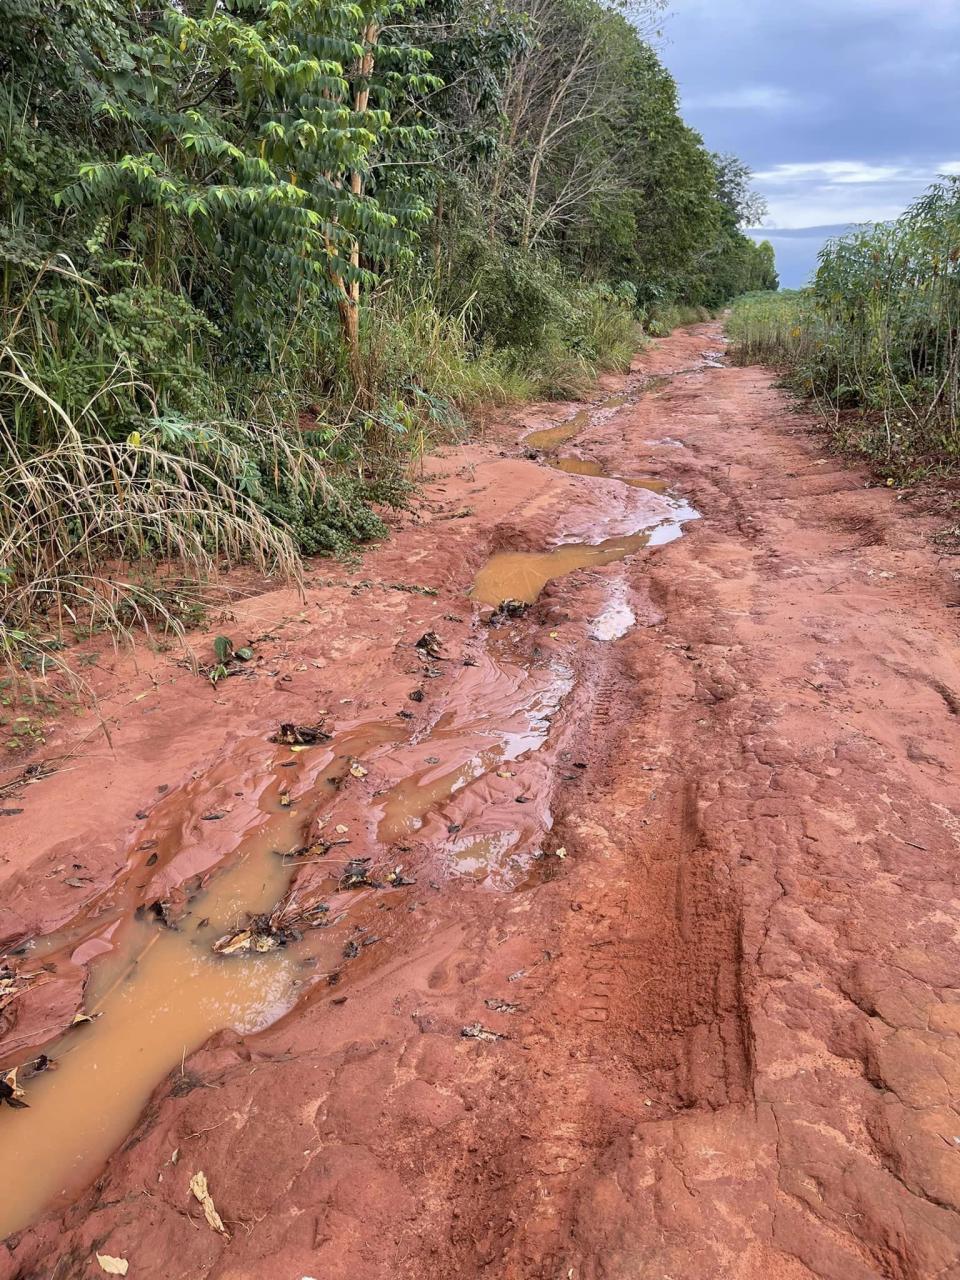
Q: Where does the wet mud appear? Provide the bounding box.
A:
[3,324,960,1280]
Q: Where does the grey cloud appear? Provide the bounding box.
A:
[659,0,959,284]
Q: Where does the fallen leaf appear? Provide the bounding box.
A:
[0,1068,27,1109]
[485,998,520,1014]
[335,824,348,835]
[269,723,330,746]
[189,1170,229,1237]
[212,929,252,955]
[252,933,281,953]
[348,762,367,779]
[414,631,444,659]
[96,1255,129,1276]
[460,1023,506,1042]
[553,847,567,859]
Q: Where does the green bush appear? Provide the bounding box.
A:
[727,180,960,475]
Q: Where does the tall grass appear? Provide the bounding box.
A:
[725,291,808,366]
[644,303,713,338]
[0,308,307,683]
[0,253,646,696]
[523,287,641,399]
[727,178,960,473]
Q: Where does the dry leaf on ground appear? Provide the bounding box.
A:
[96,1256,129,1276]
[189,1170,229,1237]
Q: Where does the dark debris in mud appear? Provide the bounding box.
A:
[0,963,42,1015]
[0,1070,28,1109]
[269,723,331,746]
[275,838,350,863]
[484,998,521,1014]
[212,892,332,956]
[414,631,444,660]
[340,858,377,889]
[0,759,60,803]
[488,599,529,626]
[137,899,175,929]
[460,1023,507,1042]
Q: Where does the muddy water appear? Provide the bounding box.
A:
[0,724,398,1240]
[472,530,655,606]
[550,456,668,492]
[471,496,697,607]
[524,398,625,452]
[523,379,669,454]
[491,380,699,608]
[0,646,580,1234]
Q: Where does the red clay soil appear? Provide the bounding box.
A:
[3,323,960,1278]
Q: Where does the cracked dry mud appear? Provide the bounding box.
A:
[3,323,960,1279]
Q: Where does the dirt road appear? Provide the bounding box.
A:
[3,323,960,1279]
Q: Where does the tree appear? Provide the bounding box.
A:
[712,152,768,227]
[54,0,438,389]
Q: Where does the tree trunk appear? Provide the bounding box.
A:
[338,294,363,393]
[336,20,379,403]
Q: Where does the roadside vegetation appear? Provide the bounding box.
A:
[1,0,776,683]
[727,177,960,483]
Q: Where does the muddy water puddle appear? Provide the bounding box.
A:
[472,497,697,607]
[472,530,655,606]
[499,377,699,608]
[1,653,577,1235]
[524,394,628,452]
[0,723,401,1240]
[523,378,669,454]
[550,456,668,492]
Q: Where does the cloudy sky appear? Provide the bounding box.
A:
[659,0,960,287]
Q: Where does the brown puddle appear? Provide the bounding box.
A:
[550,456,668,492]
[523,378,669,454]
[471,530,655,606]
[482,377,699,607]
[0,647,579,1235]
[524,393,629,452]
[0,723,400,1241]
